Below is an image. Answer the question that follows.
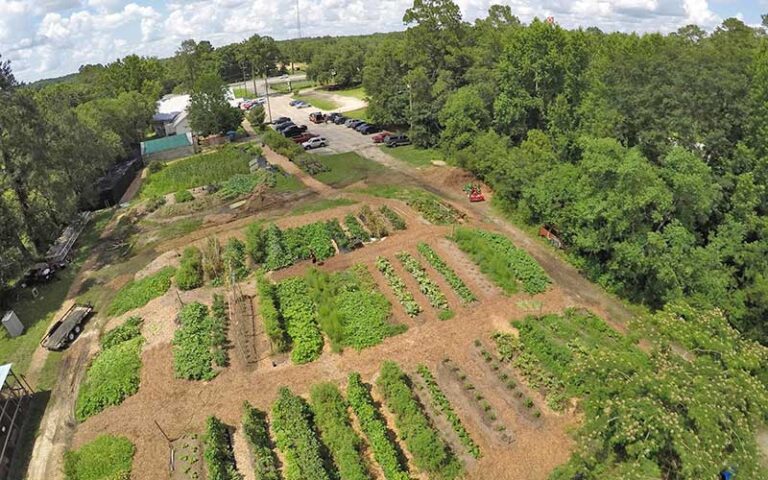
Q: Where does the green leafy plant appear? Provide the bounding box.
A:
[106,266,175,316]
[241,402,280,480]
[223,237,248,282]
[379,205,406,230]
[64,435,135,480]
[417,242,476,303]
[172,301,226,381]
[417,365,480,458]
[346,372,410,480]
[344,214,369,245]
[395,251,450,314]
[256,273,289,353]
[100,316,143,350]
[451,228,550,294]
[276,278,324,364]
[176,246,204,290]
[175,189,194,203]
[271,387,331,480]
[325,219,352,250]
[203,416,242,480]
[375,257,421,317]
[376,361,462,479]
[310,382,372,480]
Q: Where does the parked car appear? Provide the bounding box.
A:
[292,132,317,144]
[346,119,364,129]
[273,116,291,125]
[386,134,411,147]
[276,122,296,132]
[282,125,308,137]
[309,112,326,123]
[302,136,328,149]
[354,122,369,132]
[333,115,348,125]
[327,112,342,122]
[360,124,381,135]
[289,100,302,106]
[294,101,311,109]
[372,131,393,143]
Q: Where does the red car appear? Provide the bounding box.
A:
[372,131,392,143]
[292,132,316,143]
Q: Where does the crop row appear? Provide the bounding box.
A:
[346,373,410,480]
[376,361,462,480]
[203,416,242,480]
[242,402,281,480]
[177,246,204,290]
[271,387,331,480]
[416,365,481,458]
[475,340,542,418]
[172,302,220,380]
[283,221,336,262]
[494,332,565,411]
[406,191,463,225]
[395,251,450,314]
[379,205,406,230]
[256,273,289,353]
[416,243,476,303]
[358,205,389,238]
[210,294,229,367]
[452,227,550,295]
[375,257,421,317]
[276,278,324,364]
[310,383,372,480]
[344,214,370,245]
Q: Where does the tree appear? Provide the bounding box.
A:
[246,105,265,129]
[0,53,16,91]
[188,73,244,136]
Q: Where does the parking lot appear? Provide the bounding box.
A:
[266,94,384,155]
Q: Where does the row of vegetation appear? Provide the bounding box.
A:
[241,402,281,480]
[379,206,406,230]
[376,361,462,480]
[474,343,541,419]
[106,266,175,316]
[203,416,242,480]
[256,273,289,353]
[275,278,324,364]
[375,257,421,317]
[172,299,228,381]
[416,243,476,303]
[452,228,550,295]
[310,383,373,480]
[346,373,410,480]
[416,365,480,458]
[75,318,144,421]
[396,251,451,317]
[357,206,388,238]
[64,435,135,480]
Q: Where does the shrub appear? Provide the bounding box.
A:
[203,416,242,480]
[346,373,409,480]
[202,236,224,283]
[64,435,135,480]
[310,383,372,480]
[148,161,164,173]
[358,206,388,238]
[271,387,331,480]
[242,402,280,480]
[107,266,175,316]
[100,316,143,350]
[264,223,292,271]
[175,189,194,203]
[176,246,204,290]
[247,105,266,128]
[262,130,305,161]
[145,195,166,212]
[75,336,143,421]
[245,222,267,264]
[376,361,462,479]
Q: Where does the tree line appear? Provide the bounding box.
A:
[356,1,768,344]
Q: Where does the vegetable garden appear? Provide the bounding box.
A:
[395,251,451,317]
[375,257,421,317]
[172,299,229,381]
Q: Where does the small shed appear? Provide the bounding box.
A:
[0,312,22,338]
[151,112,180,138]
[0,364,32,480]
[141,133,195,163]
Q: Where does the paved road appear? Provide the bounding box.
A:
[229,73,307,97]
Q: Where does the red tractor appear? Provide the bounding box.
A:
[463,184,485,202]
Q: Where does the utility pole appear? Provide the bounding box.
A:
[264,73,273,123]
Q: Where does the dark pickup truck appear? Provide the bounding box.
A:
[40,303,93,350]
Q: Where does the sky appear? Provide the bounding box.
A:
[0,0,765,82]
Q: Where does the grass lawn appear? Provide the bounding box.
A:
[325,85,366,100]
[0,210,112,377]
[232,86,253,99]
[312,152,386,188]
[272,79,315,93]
[274,171,305,193]
[290,198,358,216]
[343,107,369,121]
[140,146,251,198]
[293,93,339,111]
[382,145,443,167]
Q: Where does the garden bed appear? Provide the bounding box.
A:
[171,433,204,480]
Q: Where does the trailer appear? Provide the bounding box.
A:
[40,303,93,351]
[45,211,92,265]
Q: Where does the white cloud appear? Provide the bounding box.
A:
[0,0,730,82]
